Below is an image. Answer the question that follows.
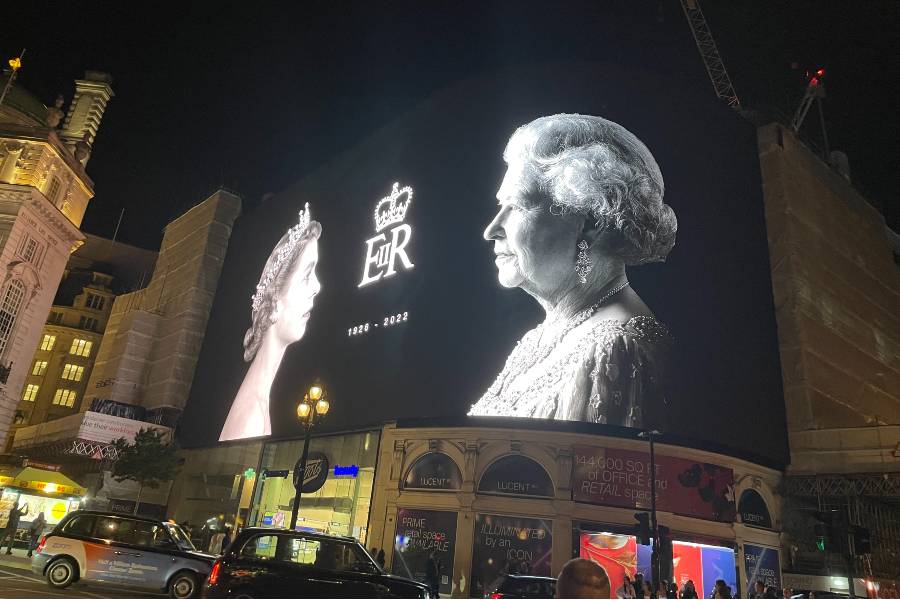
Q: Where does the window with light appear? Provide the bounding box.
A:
[0,280,26,357]
[40,334,57,351]
[52,389,77,408]
[32,360,48,376]
[61,363,85,381]
[69,338,93,357]
[22,384,39,402]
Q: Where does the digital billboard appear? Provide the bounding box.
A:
[183,62,787,463]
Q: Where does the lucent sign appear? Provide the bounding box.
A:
[358,182,415,287]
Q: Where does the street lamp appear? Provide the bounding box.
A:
[289,382,330,531]
[637,429,662,592]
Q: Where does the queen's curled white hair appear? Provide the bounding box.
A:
[504,113,677,265]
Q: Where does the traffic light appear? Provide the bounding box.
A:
[813,510,848,553]
[658,525,673,581]
[853,526,872,555]
[634,512,651,546]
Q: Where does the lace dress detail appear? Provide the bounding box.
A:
[469,316,671,428]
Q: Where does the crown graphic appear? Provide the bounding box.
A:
[251,203,313,313]
[374,182,413,232]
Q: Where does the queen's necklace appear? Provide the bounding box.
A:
[493,280,630,398]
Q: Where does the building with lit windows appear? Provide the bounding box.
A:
[0,69,114,447]
[7,234,156,447]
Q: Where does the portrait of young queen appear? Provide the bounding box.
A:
[219,204,322,442]
[468,114,677,428]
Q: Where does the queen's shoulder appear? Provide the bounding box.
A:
[583,313,673,344]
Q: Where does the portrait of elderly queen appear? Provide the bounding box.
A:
[469,114,677,428]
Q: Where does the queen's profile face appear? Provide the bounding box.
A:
[484,159,580,299]
[272,239,320,344]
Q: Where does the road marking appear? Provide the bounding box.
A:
[0,588,73,597]
[0,566,41,581]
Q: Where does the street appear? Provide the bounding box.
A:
[0,553,165,599]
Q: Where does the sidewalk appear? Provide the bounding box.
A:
[0,548,34,572]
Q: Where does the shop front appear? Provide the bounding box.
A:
[0,461,86,547]
[367,419,784,598]
[248,430,380,544]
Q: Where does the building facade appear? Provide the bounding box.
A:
[7,234,156,446]
[0,70,114,447]
[759,123,900,589]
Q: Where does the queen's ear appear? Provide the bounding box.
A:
[579,214,605,247]
[269,299,282,324]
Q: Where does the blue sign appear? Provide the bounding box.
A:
[333,464,359,477]
[744,544,780,591]
[262,515,273,525]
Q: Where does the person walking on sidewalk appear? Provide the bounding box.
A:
[27,512,46,557]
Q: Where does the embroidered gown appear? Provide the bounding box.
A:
[468,316,671,428]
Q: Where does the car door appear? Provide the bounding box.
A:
[232,533,323,597]
[92,516,168,590]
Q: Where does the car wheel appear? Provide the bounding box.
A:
[169,570,200,599]
[230,589,255,599]
[46,557,77,589]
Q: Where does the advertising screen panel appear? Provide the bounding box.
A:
[183,62,787,464]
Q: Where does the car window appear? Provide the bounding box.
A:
[240,535,374,573]
[62,515,96,537]
[94,517,170,548]
[166,524,196,551]
[545,581,557,597]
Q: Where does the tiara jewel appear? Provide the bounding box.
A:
[374,182,413,232]
[251,203,313,312]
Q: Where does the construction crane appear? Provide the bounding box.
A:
[790,67,830,155]
[679,0,741,110]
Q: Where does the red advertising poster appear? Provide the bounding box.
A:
[673,541,703,594]
[571,445,736,522]
[579,533,638,599]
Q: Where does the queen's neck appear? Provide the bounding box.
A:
[538,261,627,326]
[243,332,289,402]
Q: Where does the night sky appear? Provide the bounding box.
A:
[5,1,898,249]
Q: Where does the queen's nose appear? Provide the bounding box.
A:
[484,209,505,241]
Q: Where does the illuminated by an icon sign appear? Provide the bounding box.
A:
[358,182,415,287]
[333,464,360,477]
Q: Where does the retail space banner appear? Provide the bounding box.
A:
[472,514,552,597]
[392,508,457,596]
[572,445,736,522]
[744,544,781,591]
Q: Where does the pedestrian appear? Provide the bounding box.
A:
[221,525,232,550]
[666,581,679,598]
[750,580,766,598]
[642,579,653,598]
[27,511,46,557]
[616,574,636,599]
[712,579,732,599]
[657,580,670,599]
[425,550,442,598]
[2,497,28,554]
[555,558,610,599]
[680,580,698,599]
[376,548,386,568]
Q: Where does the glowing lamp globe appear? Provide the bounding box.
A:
[308,385,324,401]
[315,399,330,416]
[297,402,312,420]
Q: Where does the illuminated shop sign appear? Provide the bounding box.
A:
[403,452,462,491]
[333,464,359,477]
[358,182,415,288]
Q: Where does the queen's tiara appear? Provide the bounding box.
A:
[251,203,313,313]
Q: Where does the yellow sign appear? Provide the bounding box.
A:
[51,502,67,521]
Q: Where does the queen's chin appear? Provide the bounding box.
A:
[495,257,525,288]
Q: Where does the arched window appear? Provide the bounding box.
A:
[402,452,462,491]
[738,489,773,529]
[0,280,26,358]
[478,455,554,498]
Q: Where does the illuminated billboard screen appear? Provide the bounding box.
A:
[183,63,787,463]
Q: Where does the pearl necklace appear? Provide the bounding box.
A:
[493,280,630,398]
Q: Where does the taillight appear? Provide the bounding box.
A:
[35,536,47,554]
[208,560,222,585]
[489,593,504,599]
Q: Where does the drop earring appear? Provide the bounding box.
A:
[575,240,592,284]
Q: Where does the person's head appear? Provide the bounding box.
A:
[782,587,793,598]
[244,205,322,361]
[485,114,677,302]
[685,580,695,591]
[623,574,632,586]
[643,580,653,593]
[555,558,611,599]
[755,581,765,594]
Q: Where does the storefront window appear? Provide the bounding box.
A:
[477,455,553,498]
[579,531,737,599]
[471,513,553,598]
[392,508,457,596]
[252,430,379,545]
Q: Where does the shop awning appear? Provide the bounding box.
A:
[0,466,86,497]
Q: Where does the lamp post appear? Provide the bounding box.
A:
[637,429,661,592]
[289,383,329,532]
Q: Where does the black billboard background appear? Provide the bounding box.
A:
[182,62,788,464]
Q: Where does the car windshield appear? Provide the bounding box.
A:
[166,523,196,551]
